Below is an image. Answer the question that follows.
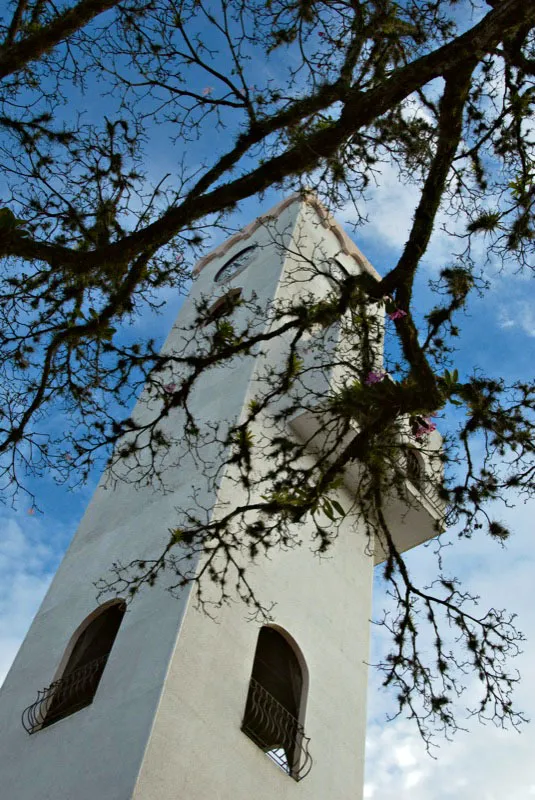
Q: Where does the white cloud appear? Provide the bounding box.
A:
[348,161,421,253]
[345,163,470,279]
[0,515,60,683]
[343,149,505,282]
[366,500,535,799]
[365,714,534,800]
[405,769,424,789]
[394,743,418,769]
[498,300,535,338]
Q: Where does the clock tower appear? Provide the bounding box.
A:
[0,193,443,800]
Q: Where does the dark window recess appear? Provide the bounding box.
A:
[406,448,422,489]
[203,288,242,326]
[242,627,312,780]
[214,245,258,283]
[22,601,125,734]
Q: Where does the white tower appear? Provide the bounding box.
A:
[0,194,442,800]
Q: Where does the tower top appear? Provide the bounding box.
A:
[193,191,381,281]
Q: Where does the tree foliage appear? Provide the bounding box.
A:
[0,0,535,747]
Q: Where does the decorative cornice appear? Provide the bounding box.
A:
[192,191,381,281]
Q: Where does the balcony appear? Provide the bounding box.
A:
[242,678,312,781]
[289,408,446,562]
[22,653,109,734]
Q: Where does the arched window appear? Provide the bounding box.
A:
[22,600,126,733]
[405,448,423,489]
[242,626,312,780]
[202,287,242,326]
[214,245,257,283]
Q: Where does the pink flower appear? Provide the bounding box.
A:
[414,417,437,439]
[164,383,177,394]
[365,371,385,386]
[202,87,213,96]
[388,309,407,321]
[27,508,35,515]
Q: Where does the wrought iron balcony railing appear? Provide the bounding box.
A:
[391,450,446,519]
[416,477,446,516]
[405,469,446,517]
[241,678,312,781]
[22,653,109,734]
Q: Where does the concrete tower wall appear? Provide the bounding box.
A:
[131,472,373,800]
[131,199,376,800]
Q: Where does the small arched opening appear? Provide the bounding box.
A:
[38,599,126,730]
[405,447,424,490]
[202,287,242,326]
[242,625,312,780]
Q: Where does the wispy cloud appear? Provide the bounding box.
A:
[366,501,535,799]
[0,513,66,682]
[498,300,535,338]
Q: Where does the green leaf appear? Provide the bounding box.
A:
[322,499,335,521]
[331,499,346,518]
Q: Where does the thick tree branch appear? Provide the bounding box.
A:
[0,0,120,79]
[4,0,29,46]
[377,62,475,393]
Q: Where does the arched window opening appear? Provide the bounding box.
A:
[202,287,242,326]
[242,626,312,780]
[406,448,423,490]
[214,245,258,283]
[22,600,126,733]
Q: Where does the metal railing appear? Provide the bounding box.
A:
[416,476,445,516]
[391,450,445,518]
[22,653,109,734]
[241,678,312,781]
[405,466,445,517]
